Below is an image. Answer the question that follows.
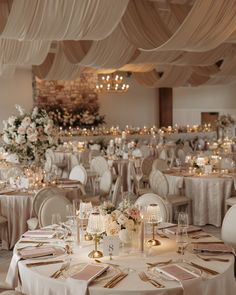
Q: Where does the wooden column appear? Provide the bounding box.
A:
[159,88,173,127]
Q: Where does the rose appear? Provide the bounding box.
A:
[15,134,26,144]
[124,219,135,231]
[103,214,113,226]
[27,132,38,142]
[106,221,121,236]
[17,125,26,135]
[21,116,31,128]
[111,209,122,220]
[117,213,128,226]
[125,207,141,221]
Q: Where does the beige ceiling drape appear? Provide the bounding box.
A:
[4,0,236,87]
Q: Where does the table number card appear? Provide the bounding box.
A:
[103,236,120,257]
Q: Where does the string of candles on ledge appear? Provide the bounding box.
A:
[58,123,213,138]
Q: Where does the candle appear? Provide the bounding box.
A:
[140,218,144,252]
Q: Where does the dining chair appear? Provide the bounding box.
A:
[69,164,88,185]
[111,176,122,206]
[150,169,191,222]
[140,155,156,185]
[27,187,66,230]
[221,205,236,248]
[177,148,186,165]
[90,156,108,177]
[0,203,8,249]
[183,140,193,154]
[139,145,151,158]
[152,158,168,172]
[38,195,71,227]
[134,193,168,222]
[99,169,112,196]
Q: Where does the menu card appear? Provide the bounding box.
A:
[193,243,233,253]
[157,264,199,281]
[71,264,109,283]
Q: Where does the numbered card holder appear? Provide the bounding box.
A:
[103,236,120,257]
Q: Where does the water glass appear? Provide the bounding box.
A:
[178,212,189,228]
[176,227,188,262]
[66,204,74,225]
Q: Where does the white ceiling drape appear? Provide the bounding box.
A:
[3,0,236,87]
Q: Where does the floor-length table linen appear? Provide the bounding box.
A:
[0,192,34,249]
[7,233,236,295]
[165,173,234,227]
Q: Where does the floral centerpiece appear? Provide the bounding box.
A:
[99,201,141,243]
[2,105,58,165]
[216,114,235,129]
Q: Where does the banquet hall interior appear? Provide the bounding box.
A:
[1,0,236,294]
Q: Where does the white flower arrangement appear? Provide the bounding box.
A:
[2,105,58,164]
[216,114,235,129]
[99,202,141,239]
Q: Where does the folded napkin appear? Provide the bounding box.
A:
[193,243,233,253]
[22,230,56,239]
[67,264,109,295]
[158,264,203,295]
[18,246,56,259]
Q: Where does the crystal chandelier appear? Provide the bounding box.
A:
[96,73,130,93]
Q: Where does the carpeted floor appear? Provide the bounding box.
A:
[0,225,221,293]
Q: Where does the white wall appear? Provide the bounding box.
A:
[0,68,33,129]
[98,77,159,128]
[173,84,236,125]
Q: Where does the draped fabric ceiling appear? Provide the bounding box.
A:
[1,0,236,87]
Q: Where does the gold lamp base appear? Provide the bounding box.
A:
[88,250,103,258]
[147,238,161,246]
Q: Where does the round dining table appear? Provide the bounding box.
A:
[165,170,235,227]
[6,228,236,295]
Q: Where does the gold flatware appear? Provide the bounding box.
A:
[190,262,219,275]
[146,259,172,268]
[103,273,125,288]
[17,242,44,250]
[138,272,164,288]
[26,260,64,268]
[196,254,229,262]
[50,261,70,279]
[104,273,128,288]
[19,240,49,244]
[192,241,224,244]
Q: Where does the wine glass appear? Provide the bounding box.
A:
[66,204,74,226]
[176,227,189,263]
[178,212,189,229]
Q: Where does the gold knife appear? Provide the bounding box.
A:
[103,273,124,288]
[105,273,128,288]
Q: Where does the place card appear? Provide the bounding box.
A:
[103,236,120,257]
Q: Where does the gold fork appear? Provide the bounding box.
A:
[138,272,164,288]
[196,254,229,262]
[50,260,71,279]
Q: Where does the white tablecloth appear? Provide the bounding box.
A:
[6,232,236,295]
[165,174,234,227]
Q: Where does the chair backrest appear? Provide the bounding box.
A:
[69,165,87,185]
[221,205,236,247]
[152,158,168,172]
[99,170,112,194]
[159,148,168,160]
[140,145,151,158]
[111,176,122,206]
[183,141,193,154]
[33,187,66,217]
[90,156,109,177]
[150,169,169,197]
[38,195,71,227]
[141,155,155,176]
[134,193,168,222]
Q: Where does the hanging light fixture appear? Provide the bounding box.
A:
[96,73,130,93]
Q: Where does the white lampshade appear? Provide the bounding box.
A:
[146,204,162,223]
[87,212,105,234]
